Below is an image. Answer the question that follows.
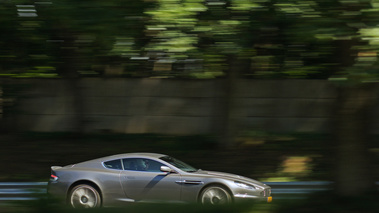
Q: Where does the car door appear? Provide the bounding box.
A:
[120,158,182,202]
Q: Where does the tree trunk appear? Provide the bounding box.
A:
[57,34,86,134]
[217,56,247,148]
[334,84,377,196]
[66,78,86,134]
[0,79,17,133]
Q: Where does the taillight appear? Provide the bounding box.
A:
[50,174,58,181]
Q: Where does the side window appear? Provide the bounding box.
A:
[144,159,165,172]
[123,158,165,172]
[123,158,139,171]
[103,159,122,170]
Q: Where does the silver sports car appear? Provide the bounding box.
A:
[48,153,272,208]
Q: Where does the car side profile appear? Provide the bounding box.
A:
[48,153,272,208]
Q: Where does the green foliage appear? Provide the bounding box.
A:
[1,0,379,79]
[145,0,206,57]
[277,191,379,213]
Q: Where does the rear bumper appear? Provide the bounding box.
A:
[47,181,68,203]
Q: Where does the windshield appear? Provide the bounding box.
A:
[160,156,198,172]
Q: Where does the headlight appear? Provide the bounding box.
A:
[234,181,256,190]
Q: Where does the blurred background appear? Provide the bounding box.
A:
[1,0,379,212]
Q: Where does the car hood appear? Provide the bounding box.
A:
[193,170,268,188]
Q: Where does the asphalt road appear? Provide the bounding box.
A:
[0,181,337,202]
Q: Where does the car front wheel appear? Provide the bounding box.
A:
[69,184,101,208]
[200,185,232,205]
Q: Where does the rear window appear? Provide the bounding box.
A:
[103,159,122,170]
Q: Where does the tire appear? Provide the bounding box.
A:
[200,185,232,205]
[69,184,101,208]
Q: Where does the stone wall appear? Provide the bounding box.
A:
[12,78,350,134]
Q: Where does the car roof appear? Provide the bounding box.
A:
[70,153,168,169]
[95,153,167,162]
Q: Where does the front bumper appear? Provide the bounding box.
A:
[233,185,272,203]
[234,193,272,202]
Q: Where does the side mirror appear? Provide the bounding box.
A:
[160,166,174,173]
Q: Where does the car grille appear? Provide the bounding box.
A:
[261,188,271,197]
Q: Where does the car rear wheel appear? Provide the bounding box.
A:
[200,186,232,205]
[69,184,101,208]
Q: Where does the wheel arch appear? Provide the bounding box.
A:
[197,182,234,203]
[67,180,103,205]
